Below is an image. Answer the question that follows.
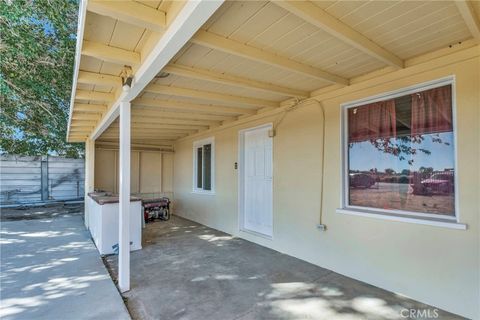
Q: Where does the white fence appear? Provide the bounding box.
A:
[0,155,85,205]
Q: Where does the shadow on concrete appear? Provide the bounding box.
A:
[105,215,463,320]
[0,213,130,320]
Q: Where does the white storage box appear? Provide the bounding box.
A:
[87,192,142,255]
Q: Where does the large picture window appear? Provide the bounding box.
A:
[193,137,215,194]
[342,78,457,221]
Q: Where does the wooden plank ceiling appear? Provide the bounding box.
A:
[69,0,480,149]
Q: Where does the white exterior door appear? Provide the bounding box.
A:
[240,125,273,237]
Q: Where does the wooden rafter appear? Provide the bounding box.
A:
[145,84,278,108]
[130,117,219,126]
[103,129,187,136]
[105,128,198,135]
[78,71,122,87]
[190,30,348,85]
[74,103,108,113]
[89,1,225,141]
[163,64,309,98]
[455,1,480,41]
[69,136,88,141]
[87,0,166,32]
[132,109,234,121]
[102,133,187,139]
[72,113,101,121]
[133,98,255,115]
[76,90,115,102]
[274,1,403,68]
[69,133,88,136]
[111,123,206,130]
[69,126,95,132]
[95,142,174,150]
[99,138,175,144]
[71,120,97,127]
[82,40,141,66]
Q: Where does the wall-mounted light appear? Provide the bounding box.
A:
[155,71,170,79]
[120,66,133,90]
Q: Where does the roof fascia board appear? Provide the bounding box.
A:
[67,0,88,141]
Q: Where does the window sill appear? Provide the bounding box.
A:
[336,208,467,230]
[191,190,216,196]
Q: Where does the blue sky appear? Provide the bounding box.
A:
[29,17,55,36]
[349,132,455,172]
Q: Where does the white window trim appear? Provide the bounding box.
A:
[338,76,466,230]
[192,137,215,195]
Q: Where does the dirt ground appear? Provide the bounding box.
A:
[349,182,455,216]
[0,203,84,221]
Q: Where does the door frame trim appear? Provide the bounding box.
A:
[238,123,273,239]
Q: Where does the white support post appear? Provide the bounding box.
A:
[84,138,95,228]
[118,99,131,293]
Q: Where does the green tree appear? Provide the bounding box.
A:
[385,168,396,175]
[0,0,83,158]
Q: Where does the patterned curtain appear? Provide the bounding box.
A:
[348,100,397,143]
[411,85,452,136]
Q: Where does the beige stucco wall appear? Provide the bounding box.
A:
[94,149,173,194]
[173,53,480,318]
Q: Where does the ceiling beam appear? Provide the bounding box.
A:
[107,127,196,133]
[103,130,186,136]
[455,1,480,41]
[76,90,115,102]
[107,125,198,133]
[111,123,206,130]
[133,98,255,115]
[96,142,174,150]
[78,71,122,87]
[101,133,186,139]
[99,139,175,145]
[163,64,309,98]
[145,84,278,108]
[69,137,88,142]
[106,129,197,136]
[131,117,219,126]
[82,40,141,66]
[132,109,233,121]
[71,120,97,127]
[274,1,403,68]
[72,113,101,121]
[191,29,348,85]
[74,103,108,113]
[90,0,225,141]
[87,0,166,33]
[102,135,183,142]
[69,126,96,132]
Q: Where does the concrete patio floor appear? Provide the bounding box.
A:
[0,205,130,320]
[105,215,463,320]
